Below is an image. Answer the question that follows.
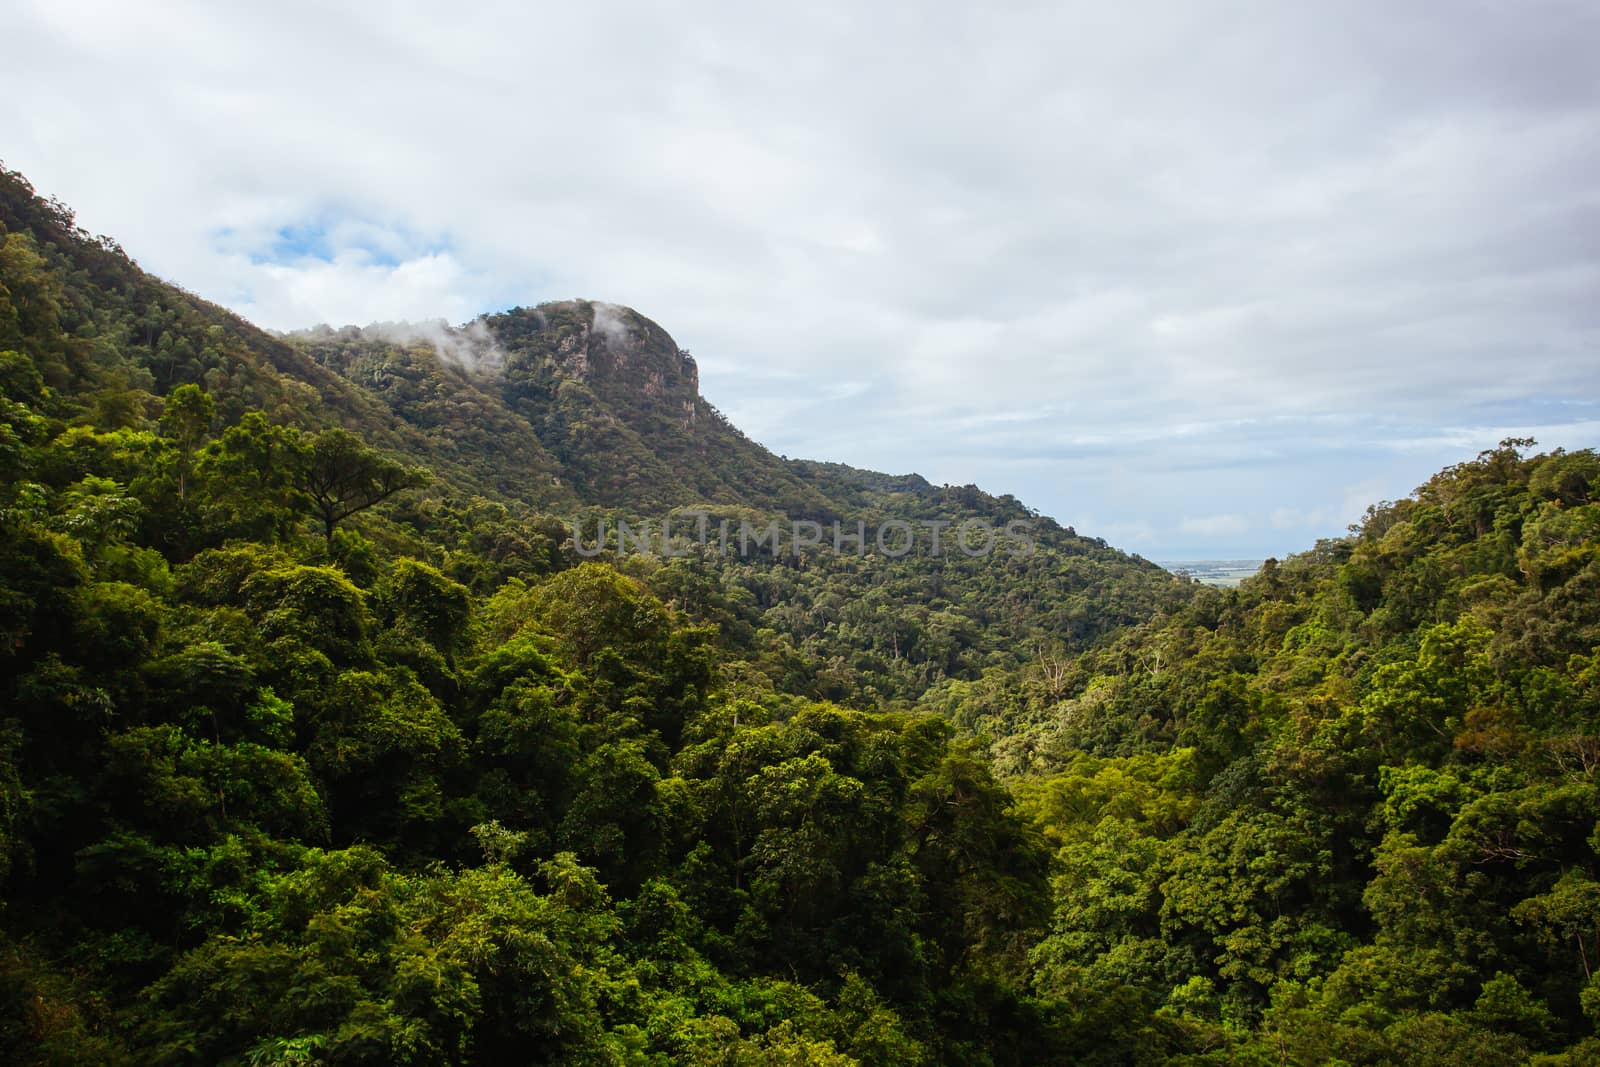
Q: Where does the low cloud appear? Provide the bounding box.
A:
[287,318,505,374]
[590,302,634,349]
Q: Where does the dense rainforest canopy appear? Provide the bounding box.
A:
[3,164,1600,1064]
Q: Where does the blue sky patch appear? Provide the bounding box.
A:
[223,215,453,269]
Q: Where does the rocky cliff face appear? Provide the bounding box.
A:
[534,300,702,427]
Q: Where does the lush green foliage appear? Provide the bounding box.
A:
[5,163,1600,1064]
[989,440,1600,1063]
[0,165,1183,1064]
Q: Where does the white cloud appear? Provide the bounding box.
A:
[289,319,506,375]
[242,252,481,331]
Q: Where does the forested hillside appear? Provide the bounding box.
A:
[996,440,1600,1062]
[5,163,1600,1064]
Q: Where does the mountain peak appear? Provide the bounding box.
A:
[489,300,699,404]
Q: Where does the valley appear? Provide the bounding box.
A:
[2,164,1599,1065]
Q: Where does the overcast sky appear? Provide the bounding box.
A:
[5,0,1598,558]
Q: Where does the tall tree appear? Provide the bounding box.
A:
[297,428,426,544]
[158,383,214,501]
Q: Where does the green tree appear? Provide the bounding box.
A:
[296,429,426,545]
[158,384,214,502]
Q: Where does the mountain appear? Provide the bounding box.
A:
[292,300,843,518]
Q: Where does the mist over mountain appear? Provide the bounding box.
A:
[287,319,508,375]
